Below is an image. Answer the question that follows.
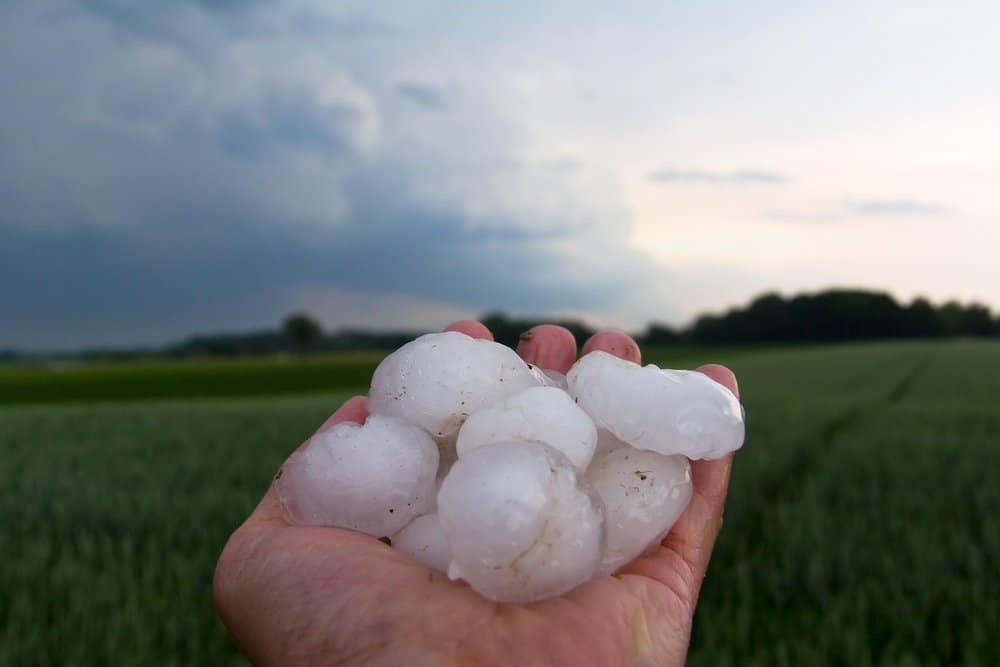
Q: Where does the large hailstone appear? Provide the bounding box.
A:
[568,351,744,460]
[276,415,438,537]
[586,448,693,575]
[438,440,605,603]
[392,513,451,573]
[457,386,597,472]
[368,332,541,439]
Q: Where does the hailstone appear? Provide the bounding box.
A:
[586,447,693,575]
[437,440,604,603]
[276,415,438,537]
[568,351,744,459]
[457,386,597,471]
[392,513,451,573]
[368,332,541,438]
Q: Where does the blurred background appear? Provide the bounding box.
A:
[1,2,997,665]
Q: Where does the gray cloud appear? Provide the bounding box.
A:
[215,87,369,161]
[0,1,659,349]
[846,199,953,217]
[765,198,954,224]
[648,168,787,185]
[396,82,451,111]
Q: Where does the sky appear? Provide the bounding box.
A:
[2,1,999,349]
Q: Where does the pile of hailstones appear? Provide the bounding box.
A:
[277,331,745,603]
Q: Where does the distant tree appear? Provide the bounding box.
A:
[960,303,994,336]
[937,301,965,337]
[902,297,942,338]
[641,323,679,345]
[744,293,791,341]
[691,314,726,343]
[283,312,323,353]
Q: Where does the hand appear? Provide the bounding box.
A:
[214,321,739,666]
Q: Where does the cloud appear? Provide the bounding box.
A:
[0,1,660,349]
[845,199,953,217]
[765,198,954,224]
[648,168,787,185]
[395,82,451,111]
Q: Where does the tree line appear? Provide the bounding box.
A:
[669,289,998,344]
[275,289,1000,354]
[4,289,997,362]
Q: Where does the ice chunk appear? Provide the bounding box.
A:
[586,448,692,575]
[276,415,438,537]
[369,332,541,439]
[438,440,604,603]
[568,351,744,459]
[392,513,451,573]
[457,386,597,472]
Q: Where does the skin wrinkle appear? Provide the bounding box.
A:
[214,321,739,666]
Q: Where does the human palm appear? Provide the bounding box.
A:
[214,322,738,666]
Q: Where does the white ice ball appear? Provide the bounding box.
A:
[368,332,541,439]
[586,447,693,575]
[276,415,439,537]
[438,440,605,603]
[457,386,597,472]
[568,351,744,460]
[392,513,451,573]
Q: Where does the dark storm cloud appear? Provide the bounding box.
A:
[648,168,787,185]
[0,1,656,349]
[0,186,641,348]
[214,88,368,161]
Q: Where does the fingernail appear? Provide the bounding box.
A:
[582,331,641,363]
[516,325,577,373]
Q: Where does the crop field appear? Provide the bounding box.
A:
[1,341,998,665]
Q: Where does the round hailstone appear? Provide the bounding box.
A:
[457,386,597,472]
[586,448,693,575]
[567,351,745,460]
[392,513,451,573]
[276,415,438,537]
[438,440,605,603]
[368,332,541,439]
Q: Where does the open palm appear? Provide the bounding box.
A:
[214,321,739,666]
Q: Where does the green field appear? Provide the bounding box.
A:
[1,341,998,665]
